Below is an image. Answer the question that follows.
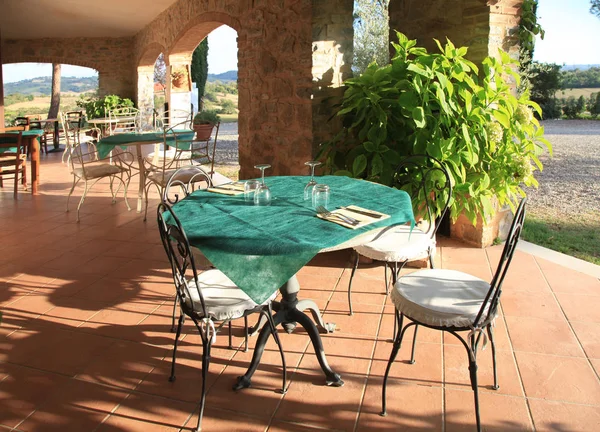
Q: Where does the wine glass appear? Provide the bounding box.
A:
[303,161,322,200]
[253,164,272,205]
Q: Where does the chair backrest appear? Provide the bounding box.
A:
[473,198,527,328]
[163,165,213,205]
[146,121,196,175]
[153,109,192,130]
[109,107,140,135]
[157,202,207,318]
[13,117,30,130]
[0,132,27,170]
[393,154,452,237]
[26,114,42,129]
[60,112,89,171]
[65,111,84,128]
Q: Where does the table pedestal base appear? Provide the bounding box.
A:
[233,276,344,390]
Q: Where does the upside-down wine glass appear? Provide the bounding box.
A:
[303,161,322,200]
[254,164,272,205]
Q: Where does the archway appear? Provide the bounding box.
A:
[137,43,166,128]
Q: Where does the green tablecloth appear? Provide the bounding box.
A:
[96,130,195,159]
[171,175,415,304]
[0,129,43,153]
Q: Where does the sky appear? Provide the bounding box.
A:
[533,0,600,65]
[2,25,238,83]
[2,3,600,83]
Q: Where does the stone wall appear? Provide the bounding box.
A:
[135,1,316,179]
[1,37,136,99]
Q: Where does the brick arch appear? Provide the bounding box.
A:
[138,42,166,68]
[168,12,240,59]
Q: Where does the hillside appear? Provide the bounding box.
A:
[207,70,237,82]
[4,76,98,96]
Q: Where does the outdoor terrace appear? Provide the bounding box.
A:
[1,153,600,431]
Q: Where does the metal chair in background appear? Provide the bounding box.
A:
[109,106,141,135]
[153,108,192,131]
[380,198,527,432]
[157,202,287,432]
[347,154,452,316]
[143,122,206,220]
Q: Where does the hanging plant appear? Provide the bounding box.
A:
[318,32,552,224]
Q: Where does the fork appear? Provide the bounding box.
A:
[316,206,359,225]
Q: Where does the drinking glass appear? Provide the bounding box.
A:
[244,180,261,203]
[253,164,272,205]
[312,184,330,210]
[303,161,322,200]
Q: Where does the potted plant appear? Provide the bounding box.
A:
[193,110,220,140]
[171,67,188,89]
[318,32,551,238]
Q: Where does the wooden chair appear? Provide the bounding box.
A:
[0,132,28,198]
[27,115,51,154]
[13,117,30,130]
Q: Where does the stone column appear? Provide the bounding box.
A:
[167,55,192,125]
[311,0,354,156]
[388,0,491,64]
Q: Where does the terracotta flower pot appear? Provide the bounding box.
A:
[172,76,186,88]
[193,123,214,141]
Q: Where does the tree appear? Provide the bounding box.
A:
[47,63,61,119]
[529,62,562,119]
[191,39,209,110]
[353,0,390,75]
[591,0,600,18]
[518,0,544,94]
[591,93,600,117]
[154,53,166,86]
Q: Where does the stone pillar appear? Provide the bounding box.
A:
[388,0,491,64]
[167,55,192,126]
[137,64,155,129]
[311,0,354,157]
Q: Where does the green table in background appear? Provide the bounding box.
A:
[171,175,415,390]
[0,129,44,194]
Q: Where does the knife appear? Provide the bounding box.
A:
[212,184,243,191]
[338,206,384,219]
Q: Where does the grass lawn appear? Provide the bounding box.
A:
[522,209,600,265]
[219,113,238,123]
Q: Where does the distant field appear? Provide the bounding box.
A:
[556,87,600,99]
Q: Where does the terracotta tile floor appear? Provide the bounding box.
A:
[1,152,600,431]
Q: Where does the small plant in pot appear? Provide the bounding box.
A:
[171,67,188,89]
[192,110,220,140]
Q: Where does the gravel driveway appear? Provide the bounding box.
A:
[211,120,600,215]
[524,120,600,216]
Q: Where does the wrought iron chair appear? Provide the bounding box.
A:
[108,106,141,135]
[63,112,134,221]
[60,112,100,164]
[157,202,287,432]
[13,117,30,130]
[0,132,28,198]
[143,121,206,220]
[153,108,192,130]
[348,154,452,315]
[381,198,527,432]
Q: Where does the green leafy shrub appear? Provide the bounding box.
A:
[219,99,237,114]
[318,32,552,224]
[76,94,134,119]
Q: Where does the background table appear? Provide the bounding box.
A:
[96,130,195,211]
[172,175,415,388]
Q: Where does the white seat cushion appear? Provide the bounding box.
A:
[74,163,125,179]
[147,167,207,187]
[184,269,277,321]
[391,269,492,328]
[354,225,434,262]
